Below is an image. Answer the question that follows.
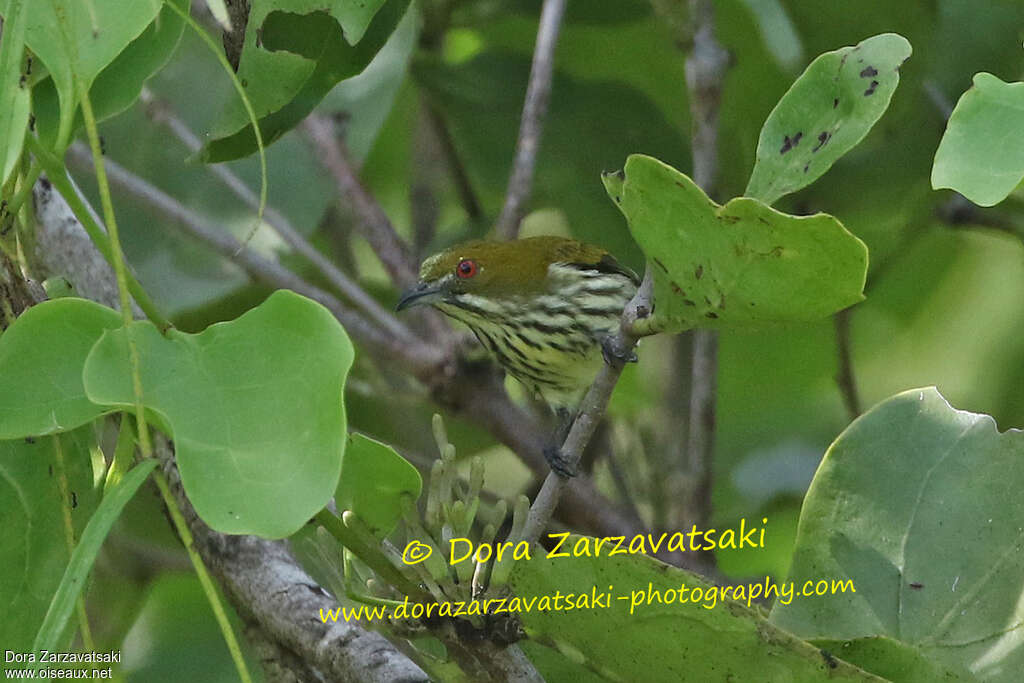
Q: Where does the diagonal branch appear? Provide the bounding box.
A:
[65,145,445,376]
[495,0,567,240]
[301,114,419,289]
[155,436,429,683]
[521,272,654,543]
[139,90,416,345]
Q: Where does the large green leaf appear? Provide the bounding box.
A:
[82,290,354,538]
[32,459,156,657]
[10,0,162,144]
[603,154,867,335]
[772,387,1024,682]
[202,0,410,162]
[0,428,101,651]
[336,433,421,538]
[0,298,122,439]
[745,33,912,205]
[0,0,30,186]
[30,0,190,147]
[932,73,1024,207]
[511,540,880,681]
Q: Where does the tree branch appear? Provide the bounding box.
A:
[679,0,728,533]
[138,89,415,345]
[301,115,419,289]
[65,144,445,376]
[154,436,429,683]
[521,273,654,544]
[834,307,861,420]
[494,0,567,240]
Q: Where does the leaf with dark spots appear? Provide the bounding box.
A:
[746,33,911,205]
[779,131,803,154]
[653,257,669,273]
[864,80,879,96]
[803,163,809,173]
[604,155,867,334]
[859,66,878,78]
[812,131,831,152]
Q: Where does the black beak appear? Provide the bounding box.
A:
[396,282,443,311]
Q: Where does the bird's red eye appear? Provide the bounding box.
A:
[456,259,478,279]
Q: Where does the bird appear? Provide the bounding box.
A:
[397,236,640,476]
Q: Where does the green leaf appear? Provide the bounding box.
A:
[931,73,1024,207]
[0,0,30,185]
[30,0,190,147]
[0,429,100,651]
[509,540,880,682]
[201,0,409,162]
[14,0,162,144]
[745,33,912,205]
[738,0,804,72]
[812,637,973,683]
[771,387,1024,682]
[82,291,354,538]
[335,433,421,538]
[603,154,867,335]
[32,459,156,657]
[0,298,122,440]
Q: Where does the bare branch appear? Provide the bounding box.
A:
[834,308,861,420]
[65,145,445,376]
[422,100,484,224]
[495,0,567,240]
[521,272,654,544]
[301,115,419,289]
[679,0,728,533]
[139,90,415,344]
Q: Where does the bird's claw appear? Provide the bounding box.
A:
[601,336,638,366]
[544,445,578,478]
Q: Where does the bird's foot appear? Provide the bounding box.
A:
[601,336,638,366]
[544,444,578,478]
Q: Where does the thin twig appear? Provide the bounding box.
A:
[834,307,861,420]
[422,101,484,224]
[412,100,443,260]
[679,0,728,533]
[138,89,416,344]
[65,145,445,375]
[301,114,419,289]
[521,273,654,544]
[495,0,567,240]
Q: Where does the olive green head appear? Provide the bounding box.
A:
[396,236,636,311]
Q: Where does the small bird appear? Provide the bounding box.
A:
[397,236,639,476]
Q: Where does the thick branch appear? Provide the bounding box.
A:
[495,0,567,240]
[155,437,428,683]
[301,115,419,289]
[521,273,654,543]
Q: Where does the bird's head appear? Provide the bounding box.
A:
[396,236,632,312]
